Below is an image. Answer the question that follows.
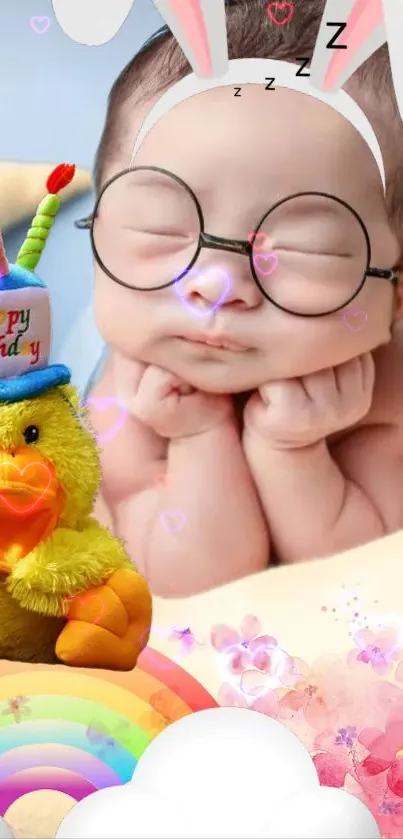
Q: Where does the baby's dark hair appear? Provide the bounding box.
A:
[94,0,403,230]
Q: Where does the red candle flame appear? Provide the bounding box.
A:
[46,163,76,195]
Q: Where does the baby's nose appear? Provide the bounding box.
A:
[176,260,262,313]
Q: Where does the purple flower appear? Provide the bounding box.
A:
[347,627,403,676]
[335,726,358,748]
[379,800,401,816]
[357,645,388,667]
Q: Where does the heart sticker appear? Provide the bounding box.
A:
[83,396,128,443]
[266,2,295,26]
[240,669,269,700]
[159,510,186,533]
[248,232,269,251]
[174,267,231,317]
[62,593,105,634]
[30,16,52,34]
[253,251,279,277]
[0,462,52,515]
[342,309,368,332]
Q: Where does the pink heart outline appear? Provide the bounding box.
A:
[240,669,269,701]
[248,232,268,251]
[0,462,52,516]
[266,2,295,26]
[159,510,186,533]
[253,251,279,277]
[173,267,231,317]
[30,16,51,34]
[342,309,368,333]
[83,396,129,443]
[62,593,105,635]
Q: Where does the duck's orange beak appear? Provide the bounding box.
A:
[0,447,60,516]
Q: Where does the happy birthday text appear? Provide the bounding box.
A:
[0,309,40,365]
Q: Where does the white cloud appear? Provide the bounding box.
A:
[0,818,14,838]
[56,707,380,839]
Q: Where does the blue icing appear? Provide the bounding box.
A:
[0,263,46,290]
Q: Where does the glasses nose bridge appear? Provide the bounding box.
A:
[200,231,252,258]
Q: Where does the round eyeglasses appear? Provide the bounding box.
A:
[75,166,399,318]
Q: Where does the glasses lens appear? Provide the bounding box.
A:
[252,194,369,315]
[92,169,201,289]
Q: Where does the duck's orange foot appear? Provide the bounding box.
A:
[55,569,152,671]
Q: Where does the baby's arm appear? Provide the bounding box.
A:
[242,353,398,562]
[89,356,269,596]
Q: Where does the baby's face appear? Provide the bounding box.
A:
[95,84,401,393]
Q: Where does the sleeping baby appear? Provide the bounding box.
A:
[79,0,403,596]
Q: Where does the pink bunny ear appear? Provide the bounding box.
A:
[151,0,228,78]
[310,0,386,94]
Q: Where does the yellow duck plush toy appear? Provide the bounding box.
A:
[0,164,152,670]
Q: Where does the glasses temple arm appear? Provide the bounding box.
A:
[74,214,94,229]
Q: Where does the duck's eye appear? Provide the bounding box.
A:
[23,425,40,444]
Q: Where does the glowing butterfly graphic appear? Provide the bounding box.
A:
[86,719,129,756]
[168,625,205,655]
[2,695,31,724]
[139,688,191,737]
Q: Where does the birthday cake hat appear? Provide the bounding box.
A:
[0,163,74,403]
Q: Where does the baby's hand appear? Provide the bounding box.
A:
[120,364,233,439]
[244,353,375,449]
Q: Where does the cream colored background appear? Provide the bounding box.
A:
[151,530,402,697]
[7,530,403,837]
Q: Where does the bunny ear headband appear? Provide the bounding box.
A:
[131,0,403,192]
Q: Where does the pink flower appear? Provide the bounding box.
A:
[218,681,279,718]
[312,721,368,788]
[277,656,344,729]
[210,615,277,675]
[358,703,403,799]
[312,752,350,789]
[347,627,403,676]
[277,654,378,731]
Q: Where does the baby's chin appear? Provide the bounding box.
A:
[155,354,273,394]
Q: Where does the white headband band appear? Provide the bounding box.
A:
[130,58,386,190]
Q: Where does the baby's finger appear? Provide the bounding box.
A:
[359,352,376,396]
[300,366,338,408]
[333,356,361,395]
[259,379,307,410]
[136,365,183,402]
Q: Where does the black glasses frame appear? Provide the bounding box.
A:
[75,166,399,318]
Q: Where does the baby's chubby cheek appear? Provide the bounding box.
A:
[94,271,161,358]
[267,294,394,380]
[93,266,394,389]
